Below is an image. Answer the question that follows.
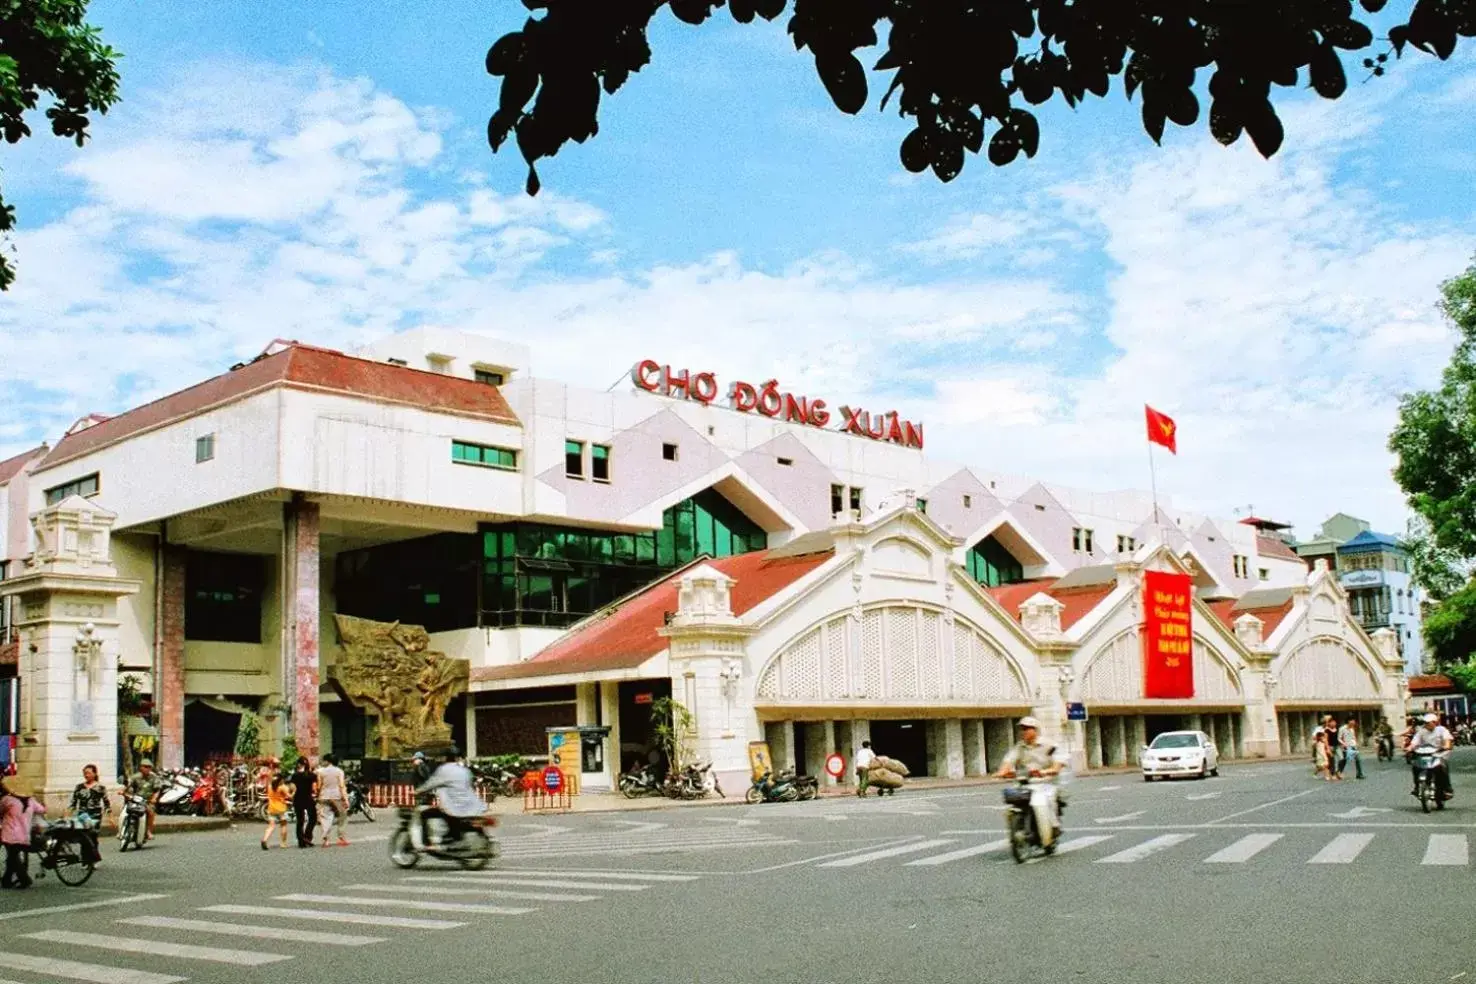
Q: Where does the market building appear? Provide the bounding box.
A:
[0,328,1410,802]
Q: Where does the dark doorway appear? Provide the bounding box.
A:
[792,722,812,776]
[869,719,930,777]
[184,701,240,766]
[1144,714,1190,743]
[618,679,672,773]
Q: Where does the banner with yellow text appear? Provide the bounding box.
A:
[1143,570,1194,699]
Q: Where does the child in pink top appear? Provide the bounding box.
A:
[1,777,46,890]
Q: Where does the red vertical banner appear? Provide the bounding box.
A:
[1143,570,1194,699]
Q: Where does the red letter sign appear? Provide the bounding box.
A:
[1142,570,1194,699]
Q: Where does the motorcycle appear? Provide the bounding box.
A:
[1376,734,1395,762]
[745,770,801,804]
[388,806,498,870]
[618,764,663,799]
[347,779,375,822]
[788,771,818,801]
[155,770,198,815]
[686,761,726,799]
[118,794,148,851]
[1411,751,1448,814]
[1004,777,1060,863]
[31,817,98,887]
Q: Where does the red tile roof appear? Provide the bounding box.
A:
[1256,534,1301,562]
[985,578,1118,631]
[38,343,521,471]
[0,445,45,485]
[1207,597,1295,640]
[470,549,834,683]
[1408,674,1456,695]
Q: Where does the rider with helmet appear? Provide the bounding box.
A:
[994,717,1068,848]
[1407,712,1454,801]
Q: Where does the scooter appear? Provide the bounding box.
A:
[1411,751,1448,814]
[745,770,801,804]
[618,764,663,799]
[388,806,499,870]
[1003,777,1061,863]
[155,770,198,815]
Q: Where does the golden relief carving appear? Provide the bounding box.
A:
[330,614,470,758]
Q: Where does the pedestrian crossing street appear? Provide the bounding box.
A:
[806,830,1476,870]
[0,868,698,983]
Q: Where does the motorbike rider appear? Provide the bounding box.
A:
[125,760,161,842]
[414,747,485,848]
[1374,717,1395,757]
[1407,712,1454,801]
[994,717,1068,848]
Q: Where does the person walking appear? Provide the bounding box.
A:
[290,758,317,848]
[854,740,876,797]
[0,776,45,890]
[1337,719,1365,780]
[1313,730,1335,781]
[260,773,290,850]
[68,764,110,864]
[315,754,350,848]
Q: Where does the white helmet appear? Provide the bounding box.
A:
[1018,716,1041,729]
[1424,713,1440,724]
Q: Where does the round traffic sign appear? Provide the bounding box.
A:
[542,765,563,792]
[825,753,846,778]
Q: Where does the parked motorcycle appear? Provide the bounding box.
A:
[388,806,498,870]
[32,817,97,886]
[1004,777,1059,863]
[788,771,818,801]
[155,769,198,816]
[686,761,726,799]
[1412,751,1448,814]
[347,779,375,822]
[618,764,663,799]
[118,794,148,851]
[745,770,801,804]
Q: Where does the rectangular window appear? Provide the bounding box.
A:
[830,484,844,516]
[916,498,927,514]
[663,443,679,462]
[195,434,215,463]
[565,440,584,478]
[474,368,505,386]
[452,440,518,471]
[44,473,100,505]
[963,494,972,508]
[1258,568,1270,581]
[1072,527,1094,553]
[591,444,611,482]
[1116,535,1136,554]
[185,551,264,643]
[849,487,863,514]
[777,456,793,467]
[1232,554,1249,578]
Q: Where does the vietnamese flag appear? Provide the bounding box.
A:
[1145,405,1177,454]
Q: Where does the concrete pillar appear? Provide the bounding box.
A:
[1127,716,1147,762]
[805,720,835,784]
[601,683,622,781]
[464,698,478,760]
[1086,717,1103,769]
[1101,716,1125,767]
[158,545,187,771]
[766,720,795,773]
[962,719,986,776]
[983,718,1012,772]
[285,497,321,762]
[941,719,965,779]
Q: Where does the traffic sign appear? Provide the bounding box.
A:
[550,733,565,749]
[1067,702,1088,722]
[825,753,846,778]
[542,766,563,792]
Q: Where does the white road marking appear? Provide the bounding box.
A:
[819,839,956,868]
[602,820,668,834]
[1093,812,1146,824]
[119,915,382,946]
[1329,807,1393,819]
[275,893,536,915]
[1422,834,1469,866]
[1203,834,1284,864]
[354,882,597,902]
[1095,834,1197,864]
[468,869,699,882]
[905,840,1008,866]
[417,876,649,892]
[25,930,288,967]
[1185,792,1221,801]
[1307,833,1375,864]
[1098,786,1121,792]
[0,951,184,984]
[745,842,901,872]
[700,817,762,827]
[1051,835,1114,855]
[0,893,171,923]
[203,904,463,930]
[1205,788,1316,824]
[507,839,794,859]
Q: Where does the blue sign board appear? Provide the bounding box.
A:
[1066,702,1088,722]
[550,733,565,749]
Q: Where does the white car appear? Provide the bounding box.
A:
[1141,730,1219,781]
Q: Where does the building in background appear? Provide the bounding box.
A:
[1295,515,1425,675]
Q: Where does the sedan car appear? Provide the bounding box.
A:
[1141,730,1219,781]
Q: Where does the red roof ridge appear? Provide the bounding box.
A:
[0,444,47,485]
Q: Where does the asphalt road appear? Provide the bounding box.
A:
[2,750,1474,984]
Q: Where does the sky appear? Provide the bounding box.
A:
[1,2,1474,538]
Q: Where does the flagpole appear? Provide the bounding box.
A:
[1147,437,1162,537]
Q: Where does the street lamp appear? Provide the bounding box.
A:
[718,658,742,734]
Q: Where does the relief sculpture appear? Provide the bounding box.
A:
[330,614,470,758]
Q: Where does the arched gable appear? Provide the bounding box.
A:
[869,535,933,580]
[1274,635,1380,701]
[1077,627,1244,704]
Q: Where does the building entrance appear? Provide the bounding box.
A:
[617,679,672,774]
[868,719,930,777]
[184,700,240,767]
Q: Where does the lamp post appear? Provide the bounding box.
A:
[718,658,742,735]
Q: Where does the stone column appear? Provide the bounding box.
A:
[1236,612,1281,759]
[158,545,187,771]
[962,719,986,775]
[941,718,965,779]
[0,497,140,809]
[766,721,796,773]
[807,720,837,785]
[284,496,321,762]
[983,718,1012,771]
[463,698,478,760]
[1086,717,1103,769]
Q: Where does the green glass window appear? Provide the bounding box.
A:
[452,440,518,470]
[966,535,1025,588]
[591,444,611,482]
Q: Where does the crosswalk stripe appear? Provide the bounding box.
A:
[1421,834,1468,866]
[24,929,288,967]
[419,876,650,892]
[1308,833,1375,864]
[1095,834,1196,864]
[202,904,464,930]
[119,915,384,946]
[1050,835,1114,856]
[1203,834,1284,864]
[275,893,536,915]
[905,840,1008,866]
[350,883,598,902]
[819,839,956,868]
[503,840,786,858]
[472,869,700,882]
[0,951,185,984]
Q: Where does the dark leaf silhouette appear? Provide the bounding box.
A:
[484,0,1474,196]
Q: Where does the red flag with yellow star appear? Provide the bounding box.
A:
[1145,405,1177,454]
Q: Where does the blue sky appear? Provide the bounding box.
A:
[3,1,1474,536]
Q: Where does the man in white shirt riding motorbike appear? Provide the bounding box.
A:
[994,717,1068,849]
[1407,713,1454,802]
